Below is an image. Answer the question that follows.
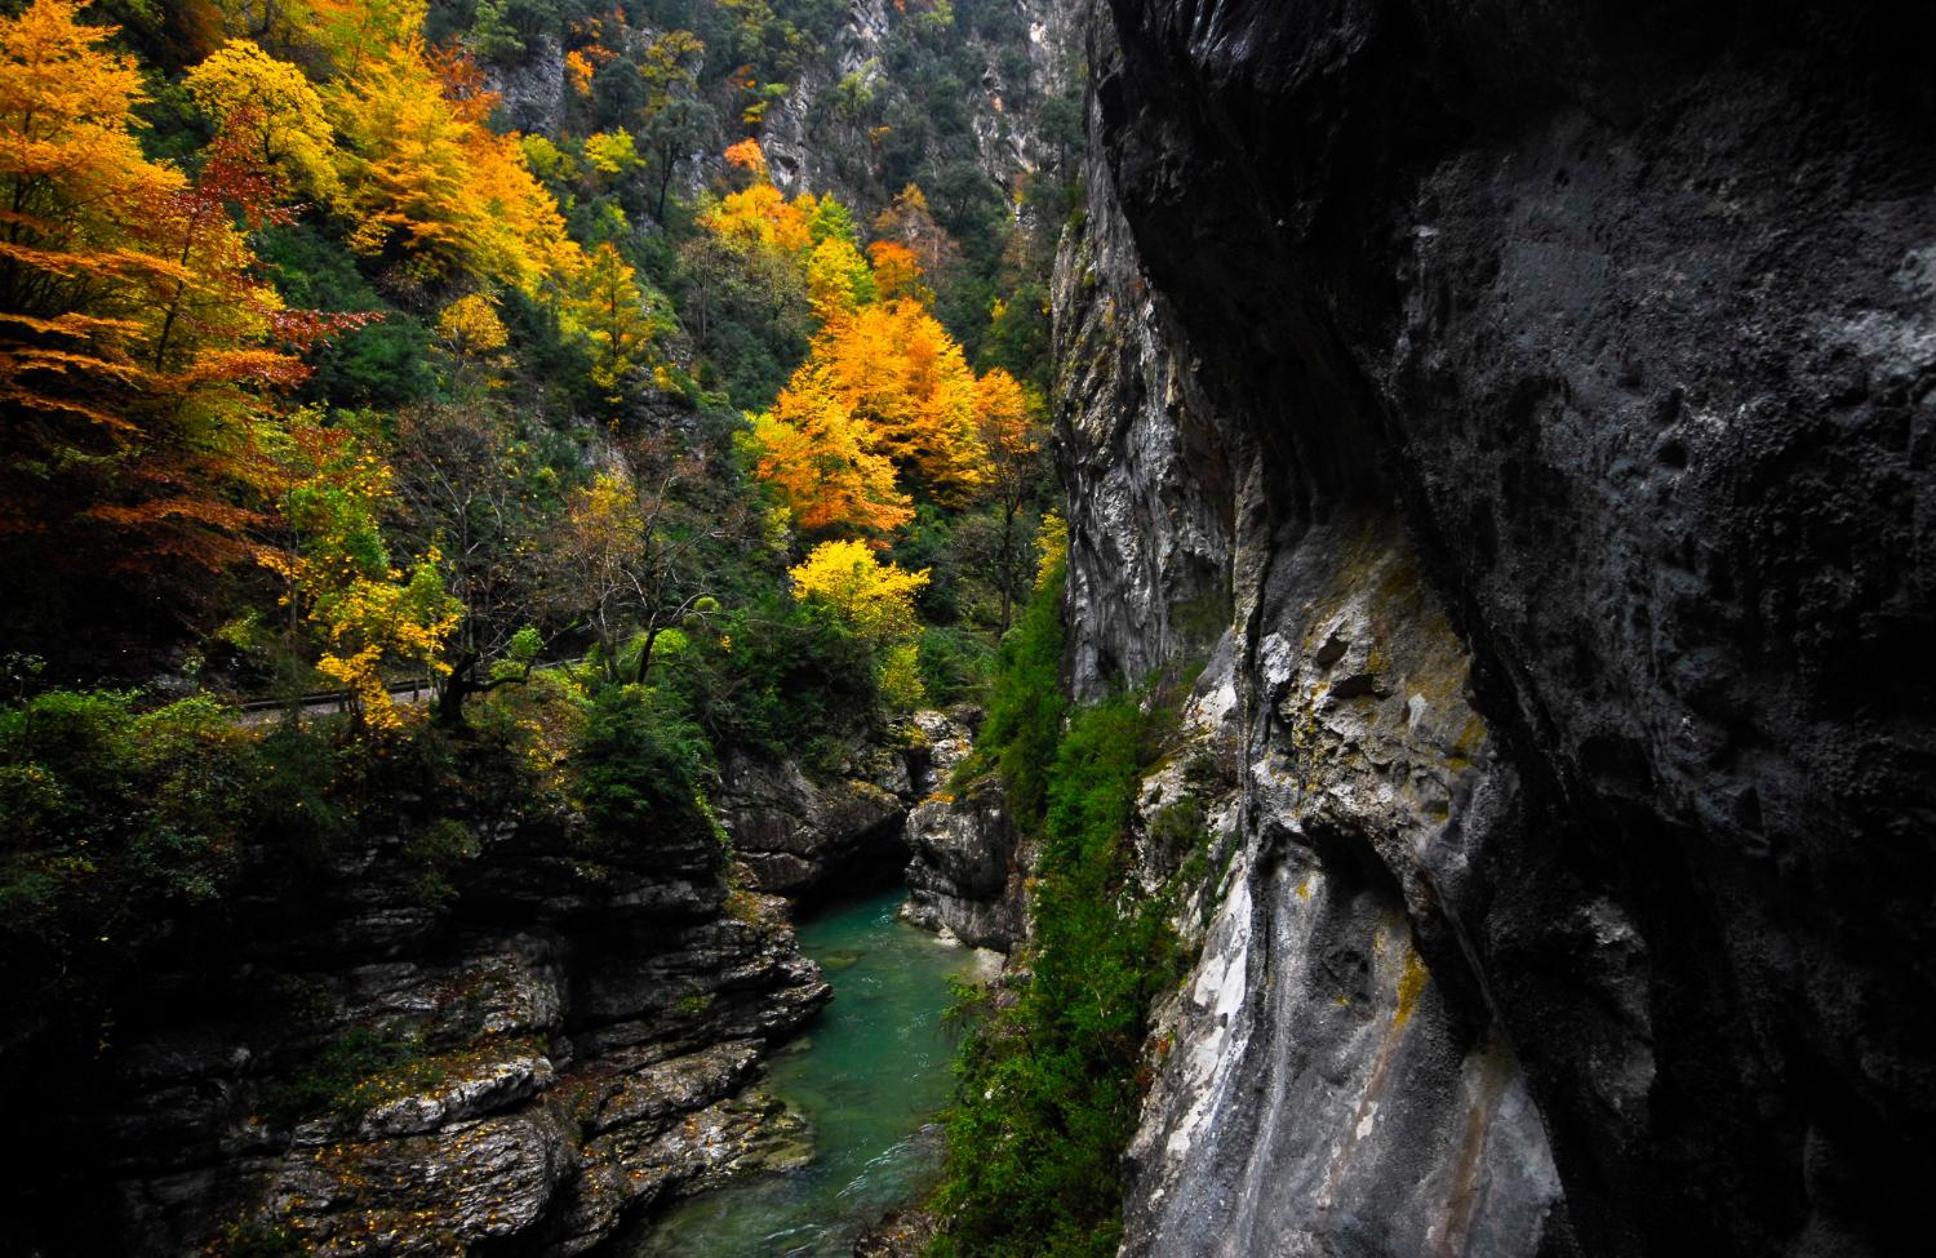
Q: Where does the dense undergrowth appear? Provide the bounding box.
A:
[929,564,1200,1257]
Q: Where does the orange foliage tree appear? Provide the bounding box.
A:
[700,140,812,256]
[974,368,1047,630]
[0,0,364,576]
[811,298,987,503]
[745,362,913,540]
[326,22,580,295]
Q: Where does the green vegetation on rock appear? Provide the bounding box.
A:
[929,567,1198,1257]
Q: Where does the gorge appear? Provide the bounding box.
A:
[3,0,1934,1256]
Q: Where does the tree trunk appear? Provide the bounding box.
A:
[634,623,662,685]
[436,651,481,728]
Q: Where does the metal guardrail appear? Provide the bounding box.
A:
[235,678,432,714]
[233,656,592,716]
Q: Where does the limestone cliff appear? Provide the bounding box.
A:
[1057,1,1936,1254]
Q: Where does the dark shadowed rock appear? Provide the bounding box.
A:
[1059,0,1936,1253]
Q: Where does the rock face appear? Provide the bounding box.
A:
[720,710,975,898]
[902,777,1027,949]
[762,0,1079,203]
[43,802,828,1256]
[1059,1,1936,1255]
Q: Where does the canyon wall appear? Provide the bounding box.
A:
[1057,1,1936,1254]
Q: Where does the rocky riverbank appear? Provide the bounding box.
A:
[18,713,979,1256]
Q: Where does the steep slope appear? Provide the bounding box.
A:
[1057,1,1936,1254]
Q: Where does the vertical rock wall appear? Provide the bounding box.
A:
[1056,1,1936,1254]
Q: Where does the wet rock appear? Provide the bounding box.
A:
[854,1205,940,1256]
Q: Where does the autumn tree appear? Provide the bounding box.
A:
[701,140,812,255]
[789,538,928,641]
[788,538,931,709]
[678,144,817,396]
[434,291,508,392]
[1,1,360,587]
[0,0,180,468]
[327,27,580,295]
[974,368,1046,631]
[262,412,462,732]
[746,362,914,540]
[637,28,707,220]
[184,37,337,198]
[866,240,929,305]
[806,235,874,324]
[872,183,958,290]
[562,242,657,408]
[812,299,987,502]
[389,403,549,725]
[549,451,728,686]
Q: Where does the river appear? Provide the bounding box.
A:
[634,887,982,1255]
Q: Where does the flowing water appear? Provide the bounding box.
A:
[635,887,981,1256]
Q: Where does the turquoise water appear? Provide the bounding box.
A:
[635,888,977,1256]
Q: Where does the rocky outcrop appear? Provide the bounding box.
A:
[902,776,1027,949]
[720,710,974,898]
[483,35,568,137]
[47,803,828,1256]
[1058,1,1936,1254]
[762,0,1080,204]
[721,752,906,895]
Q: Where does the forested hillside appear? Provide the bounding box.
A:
[0,1,1074,1250]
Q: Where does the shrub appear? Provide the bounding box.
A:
[879,640,928,712]
[917,625,994,707]
[0,692,261,998]
[930,690,1186,1258]
[950,559,1066,827]
[660,594,879,757]
[258,1026,443,1126]
[570,685,721,852]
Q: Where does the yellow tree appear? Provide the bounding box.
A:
[562,242,656,406]
[700,139,812,255]
[327,30,579,295]
[789,538,928,642]
[789,538,930,711]
[435,291,507,391]
[184,38,337,197]
[262,414,461,732]
[746,362,913,540]
[805,235,872,325]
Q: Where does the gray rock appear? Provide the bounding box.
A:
[902,777,1027,951]
[1059,1,1936,1253]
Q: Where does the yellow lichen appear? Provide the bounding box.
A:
[1393,948,1429,1028]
